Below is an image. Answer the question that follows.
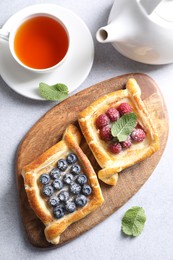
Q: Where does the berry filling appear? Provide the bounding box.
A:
[121,135,132,149]
[96,113,110,129]
[100,125,113,141]
[109,142,122,154]
[95,102,146,154]
[131,128,146,142]
[106,107,120,121]
[39,153,92,219]
[117,102,132,116]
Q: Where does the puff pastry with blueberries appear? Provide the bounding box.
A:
[22,124,104,245]
[78,78,160,186]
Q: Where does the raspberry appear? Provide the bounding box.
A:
[117,102,132,115]
[109,142,122,154]
[96,113,110,129]
[131,128,146,142]
[100,125,113,141]
[121,135,132,149]
[106,107,120,122]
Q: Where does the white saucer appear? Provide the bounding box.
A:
[0,4,94,100]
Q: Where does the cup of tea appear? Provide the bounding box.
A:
[0,13,70,73]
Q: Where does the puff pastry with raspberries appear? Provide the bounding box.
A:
[22,124,104,244]
[78,78,160,186]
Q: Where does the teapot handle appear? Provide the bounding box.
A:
[140,0,164,14]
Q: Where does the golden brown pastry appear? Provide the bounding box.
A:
[22,124,104,244]
[78,78,160,185]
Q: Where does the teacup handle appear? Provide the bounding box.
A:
[0,29,9,41]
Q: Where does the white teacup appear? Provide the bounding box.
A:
[0,13,70,73]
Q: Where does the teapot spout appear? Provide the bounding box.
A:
[96,23,120,43]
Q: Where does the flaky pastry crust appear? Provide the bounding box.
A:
[78,78,160,185]
[22,124,104,244]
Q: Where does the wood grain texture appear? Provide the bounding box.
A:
[16,73,168,248]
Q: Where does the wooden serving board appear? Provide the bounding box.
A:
[16,73,168,248]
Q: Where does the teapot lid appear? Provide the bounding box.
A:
[147,0,173,27]
[154,0,173,22]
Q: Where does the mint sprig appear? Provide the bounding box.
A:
[111,112,137,142]
[121,206,147,237]
[39,82,69,101]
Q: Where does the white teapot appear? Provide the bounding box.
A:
[96,0,173,64]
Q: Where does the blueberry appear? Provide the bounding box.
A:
[82,184,92,196]
[52,179,63,190]
[65,201,76,213]
[50,168,61,179]
[58,191,69,202]
[63,173,73,185]
[76,174,88,185]
[49,196,60,207]
[75,194,88,207]
[66,153,77,164]
[39,174,50,185]
[70,182,81,194]
[57,159,68,171]
[70,165,81,174]
[53,205,65,219]
[42,185,54,197]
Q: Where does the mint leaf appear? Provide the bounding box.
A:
[53,83,69,93]
[121,206,146,237]
[111,112,137,142]
[39,82,69,101]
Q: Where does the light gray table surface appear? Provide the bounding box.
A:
[0,1,173,260]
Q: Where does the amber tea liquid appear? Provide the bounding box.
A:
[14,16,69,69]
